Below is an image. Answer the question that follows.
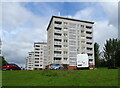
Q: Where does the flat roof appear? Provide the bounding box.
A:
[34,42,47,47]
[47,15,94,31]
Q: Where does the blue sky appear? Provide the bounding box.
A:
[1,2,118,67]
[21,2,107,21]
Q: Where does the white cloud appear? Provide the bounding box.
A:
[100,2,118,28]
[94,21,118,50]
[71,3,118,51]
[74,7,94,21]
[2,2,49,67]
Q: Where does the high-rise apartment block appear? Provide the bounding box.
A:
[25,51,34,70]
[47,16,94,69]
[25,42,47,70]
[33,42,47,70]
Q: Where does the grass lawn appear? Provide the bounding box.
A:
[2,68,119,86]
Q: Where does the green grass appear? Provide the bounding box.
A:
[2,68,119,86]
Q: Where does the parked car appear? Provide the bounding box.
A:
[2,64,21,70]
[49,64,64,70]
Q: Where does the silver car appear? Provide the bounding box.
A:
[49,64,64,70]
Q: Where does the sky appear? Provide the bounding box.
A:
[1,1,118,67]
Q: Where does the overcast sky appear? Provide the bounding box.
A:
[1,2,118,67]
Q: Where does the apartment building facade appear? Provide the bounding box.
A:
[47,16,95,69]
[25,51,34,70]
[33,42,47,70]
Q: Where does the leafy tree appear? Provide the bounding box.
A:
[94,42,100,67]
[0,56,8,66]
[103,38,120,67]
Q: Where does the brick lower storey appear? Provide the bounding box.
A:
[68,66,76,70]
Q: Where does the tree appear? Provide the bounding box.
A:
[94,42,100,67]
[0,56,8,66]
[103,38,120,67]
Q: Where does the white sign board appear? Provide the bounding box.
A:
[77,54,89,68]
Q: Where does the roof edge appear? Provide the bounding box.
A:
[47,15,94,31]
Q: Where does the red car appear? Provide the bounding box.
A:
[2,64,21,70]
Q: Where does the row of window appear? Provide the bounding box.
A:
[54,21,92,29]
[34,65,42,66]
[35,48,43,50]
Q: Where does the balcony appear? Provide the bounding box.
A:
[54,48,62,51]
[86,34,92,37]
[86,39,92,42]
[54,24,62,27]
[54,54,62,57]
[54,35,62,39]
[87,50,93,53]
[54,60,62,64]
[86,28,92,32]
[88,56,93,59]
[54,30,62,33]
[54,41,62,45]
[86,44,93,48]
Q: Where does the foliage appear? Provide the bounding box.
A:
[94,42,100,67]
[103,38,120,67]
[0,56,8,66]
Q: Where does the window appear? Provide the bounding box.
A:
[35,55,39,57]
[89,59,93,61]
[35,48,40,50]
[88,53,93,56]
[81,25,84,28]
[35,52,39,54]
[81,47,85,50]
[54,21,62,24]
[35,61,39,63]
[64,58,68,60]
[54,33,61,36]
[54,57,61,60]
[64,22,68,25]
[54,39,61,42]
[54,27,62,30]
[35,45,40,47]
[86,31,92,34]
[64,27,68,31]
[81,35,85,38]
[54,51,61,54]
[35,58,39,60]
[81,30,84,33]
[64,51,68,54]
[87,47,92,50]
[64,39,68,42]
[86,42,92,45]
[81,41,85,43]
[86,37,92,39]
[86,26,92,29]
[40,65,42,66]
[64,33,67,37]
[64,45,68,48]
[81,52,85,54]
[35,65,39,66]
